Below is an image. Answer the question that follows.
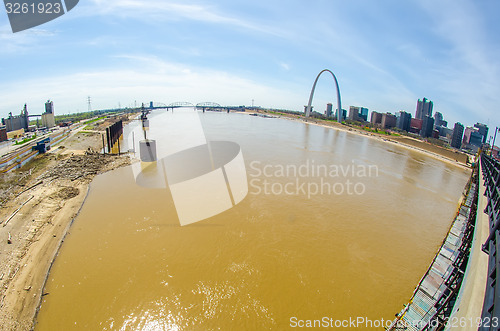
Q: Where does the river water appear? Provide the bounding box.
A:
[35,110,471,330]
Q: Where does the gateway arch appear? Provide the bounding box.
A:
[304,69,342,122]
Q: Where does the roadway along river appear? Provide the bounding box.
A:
[35,110,471,330]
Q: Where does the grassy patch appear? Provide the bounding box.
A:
[14,135,37,145]
[84,116,106,125]
[361,126,399,136]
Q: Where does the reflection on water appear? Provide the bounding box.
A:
[35,111,471,330]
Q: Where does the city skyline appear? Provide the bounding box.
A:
[1,0,499,131]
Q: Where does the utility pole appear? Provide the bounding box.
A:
[491,126,499,156]
[252,99,254,108]
[87,96,92,112]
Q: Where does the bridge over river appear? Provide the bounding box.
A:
[146,101,247,113]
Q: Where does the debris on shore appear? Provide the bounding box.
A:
[37,151,129,182]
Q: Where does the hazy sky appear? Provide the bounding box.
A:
[1,0,499,136]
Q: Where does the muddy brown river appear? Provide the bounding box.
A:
[35,110,471,330]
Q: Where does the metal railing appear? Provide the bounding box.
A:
[480,154,500,330]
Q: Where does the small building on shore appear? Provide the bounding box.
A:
[0,126,7,142]
[7,128,25,140]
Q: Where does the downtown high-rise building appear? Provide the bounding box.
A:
[396,111,412,132]
[420,115,435,138]
[359,108,369,122]
[371,111,383,126]
[348,106,368,122]
[335,108,347,120]
[433,111,447,128]
[474,123,489,144]
[451,122,464,149]
[463,126,484,151]
[326,103,333,117]
[381,113,397,129]
[415,98,433,120]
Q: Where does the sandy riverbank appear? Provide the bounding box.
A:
[0,129,130,330]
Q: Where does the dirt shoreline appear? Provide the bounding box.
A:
[0,126,131,330]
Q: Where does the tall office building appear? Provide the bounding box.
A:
[348,106,359,121]
[326,103,333,118]
[381,113,397,129]
[420,115,435,138]
[359,108,368,122]
[451,122,464,149]
[335,108,346,120]
[348,106,368,122]
[433,112,447,127]
[463,126,483,151]
[415,98,433,120]
[396,111,412,132]
[371,111,383,126]
[474,123,489,144]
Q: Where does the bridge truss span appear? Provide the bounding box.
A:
[167,102,195,108]
[196,102,221,108]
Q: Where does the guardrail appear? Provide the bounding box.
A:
[480,154,500,330]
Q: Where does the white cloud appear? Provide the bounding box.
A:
[416,0,500,127]
[0,24,57,54]
[0,56,303,117]
[279,62,290,71]
[80,0,288,38]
